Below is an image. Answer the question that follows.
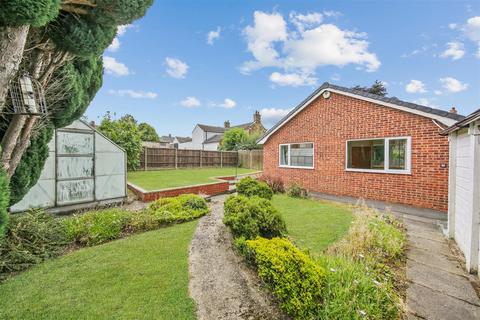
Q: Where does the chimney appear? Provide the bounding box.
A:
[169,133,172,138]
[224,120,230,128]
[89,120,96,128]
[254,110,261,123]
[449,107,457,114]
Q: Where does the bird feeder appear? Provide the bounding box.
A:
[6,73,47,115]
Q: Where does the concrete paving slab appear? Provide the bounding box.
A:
[408,234,455,257]
[405,223,445,242]
[407,283,480,320]
[407,259,480,305]
[407,247,465,276]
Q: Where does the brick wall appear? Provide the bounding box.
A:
[263,92,450,212]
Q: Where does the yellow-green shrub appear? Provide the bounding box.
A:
[245,237,325,319]
[145,194,209,224]
[236,177,273,200]
[224,195,286,240]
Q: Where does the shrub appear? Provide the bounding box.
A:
[327,205,406,269]
[258,175,285,193]
[245,237,325,319]
[286,183,308,198]
[236,177,273,200]
[0,210,69,280]
[224,195,286,240]
[0,168,10,236]
[144,194,209,225]
[317,255,401,319]
[64,208,132,246]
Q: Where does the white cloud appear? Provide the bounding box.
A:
[165,57,189,79]
[439,77,468,93]
[448,23,458,30]
[218,98,236,109]
[440,41,465,60]
[405,80,427,93]
[448,17,480,58]
[330,73,341,81]
[290,12,323,32]
[207,27,221,45]
[107,24,133,52]
[434,90,442,95]
[401,45,428,58]
[269,72,317,87]
[180,96,201,108]
[108,89,157,99]
[103,56,130,76]
[260,107,292,126]
[240,11,380,82]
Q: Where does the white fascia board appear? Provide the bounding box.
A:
[258,88,458,144]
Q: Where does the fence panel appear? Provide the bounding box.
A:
[137,148,263,170]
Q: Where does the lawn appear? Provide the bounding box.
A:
[0,221,198,320]
[272,194,353,256]
[128,167,258,190]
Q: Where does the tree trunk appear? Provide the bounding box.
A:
[0,115,27,173]
[7,116,38,177]
[0,25,29,112]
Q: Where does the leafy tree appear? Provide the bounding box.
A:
[352,80,387,97]
[219,128,249,151]
[138,123,160,142]
[239,131,263,150]
[0,166,10,236]
[0,0,60,27]
[98,113,142,171]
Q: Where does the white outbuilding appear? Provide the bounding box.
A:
[443,109,480,273]
[11,120,127,213]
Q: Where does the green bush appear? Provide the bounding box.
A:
[64,208,132,246]
[144,194,209,225]
[286,183,308,198]
[236,177,273,200]
[0,210,69,280]
[0,168,10,236]
[224,195,286,240]
[317,255,401,319]
[245,237,325,319]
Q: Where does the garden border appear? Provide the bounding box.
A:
[127,171,262,202]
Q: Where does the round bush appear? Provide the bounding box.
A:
[223,195,286,240]
[0,0,60,27]
[246,237,325,319]
[236,177,273,200]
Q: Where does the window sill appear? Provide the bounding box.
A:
[279,165,315,170]
[345,168,411,175]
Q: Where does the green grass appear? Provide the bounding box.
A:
[0,221,198,320]
[128,167,258,190]
[272,195,353,256]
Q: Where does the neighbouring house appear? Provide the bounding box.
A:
[188,111,266,151]
[172,136,193,149]
[142,135,193,149]
[441,109,480,273]
[258,82,464,213]
[11,120,127,213]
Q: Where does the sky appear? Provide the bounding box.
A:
[85,0,480,137]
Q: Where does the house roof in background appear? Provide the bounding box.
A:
[197,122,254,134]
[441,108,480,135]
[176,136,192,143]
[258,82,465,144]
[160,135,174,143]
[204,134,223,143]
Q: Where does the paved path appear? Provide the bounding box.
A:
[188,195,286,320]
[401,214,480,319]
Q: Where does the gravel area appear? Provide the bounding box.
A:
[188,194,287,320]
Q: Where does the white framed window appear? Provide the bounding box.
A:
[346,137,411,174]
[279,143,314,169]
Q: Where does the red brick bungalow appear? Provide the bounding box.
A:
[258,82,464,213]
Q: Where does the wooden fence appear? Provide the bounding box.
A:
[137,148,264,171]
[238,149,263,171]
[138,148,238,170]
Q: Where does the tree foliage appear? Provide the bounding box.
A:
[0,166,10,236]
[98,113,142,171]
[9,126,53,205]
[352,80,387,97]
[220,128,262,151]
[138,123,160,142]
[0,0,60,27]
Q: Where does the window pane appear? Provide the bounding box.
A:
[389,139,407,170]
[347,140,384,170]
[290,143,313,167]
[280,145,288,165]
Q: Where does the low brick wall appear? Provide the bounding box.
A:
[128,180,230,202]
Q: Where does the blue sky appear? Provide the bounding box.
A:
[86,0,480,137]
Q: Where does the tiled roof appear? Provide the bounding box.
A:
[160,135,174,143]
[441,108,480,135]
[259,82,465,143]
[204,134,223,143]
[176,136,192,143]
[197,124,226,133]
